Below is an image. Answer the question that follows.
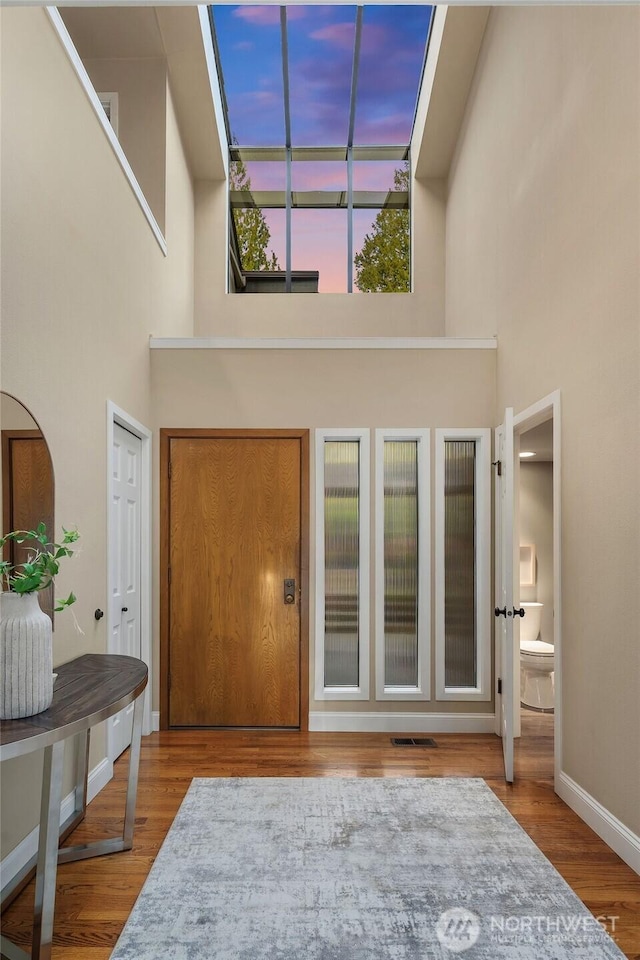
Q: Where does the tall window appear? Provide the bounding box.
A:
[211,6,434,293]
[375,430,430,700]
[435,430,491,701]
[315,430,370,699]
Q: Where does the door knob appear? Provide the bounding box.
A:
[494,607,507,618]
[513,607,525,618]
[285,594,295,605]
[283,579,296,604]
[121,606,128,613]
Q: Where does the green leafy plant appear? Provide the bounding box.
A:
[0,523,79,612]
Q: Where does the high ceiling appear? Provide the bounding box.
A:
[58,4,490,186]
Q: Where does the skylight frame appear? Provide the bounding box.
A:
[211,5,434,294]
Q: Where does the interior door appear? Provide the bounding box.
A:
[168,435,302,728]
[109,423,142,760]
[1,431,55,620]
[495,407,515,783]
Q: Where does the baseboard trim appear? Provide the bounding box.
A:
[0,757,113,888]
[152,710,160,732]
[308,711,496,733]
[557,771,640,876]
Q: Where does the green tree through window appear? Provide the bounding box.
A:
[230,155,280,271]
[354,165,410,293]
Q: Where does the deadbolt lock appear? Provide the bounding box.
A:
[284,579,296,604]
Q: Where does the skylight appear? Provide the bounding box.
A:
[211,5,434,294]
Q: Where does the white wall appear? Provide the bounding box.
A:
[0,7,194,859]
[83,57,168,232]
[193,177,446,338]
[445,5,640,833]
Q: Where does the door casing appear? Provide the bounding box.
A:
[107,402,152,750]
[512,392,562,788]
[160,428,310,731]
[494,410,515,783]
[109,422,143,759]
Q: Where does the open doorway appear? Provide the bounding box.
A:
[517,420,554,753]
[513,392,561,785]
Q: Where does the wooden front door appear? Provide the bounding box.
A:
[162,430,308,729]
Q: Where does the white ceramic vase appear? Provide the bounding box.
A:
[0,591,54,719]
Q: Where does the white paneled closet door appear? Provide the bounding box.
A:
[109,423,142,761]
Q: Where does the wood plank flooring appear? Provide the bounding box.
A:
[2,714,639,959]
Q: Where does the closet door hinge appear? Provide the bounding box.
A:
[497,677,502,695]
[492,460,502,476]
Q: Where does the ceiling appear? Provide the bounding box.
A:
[57,4,489,186]
[519,420,553,462]
[60,7,166,60]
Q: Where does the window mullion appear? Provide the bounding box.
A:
[280,6,292,293]
[346,7,362,295]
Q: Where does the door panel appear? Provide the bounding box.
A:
[2,433,55,620]
[169,436,302,728]
[495,409,515,783]
[109,424,142,759]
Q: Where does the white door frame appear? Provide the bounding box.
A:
[107,402,153,743]
[493,411,515,782]
[512,390,562,789]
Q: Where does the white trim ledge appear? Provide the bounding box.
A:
[309,712,496,733]
[149,337,498,351]
[0,757,113,890]
[557,771,640,876]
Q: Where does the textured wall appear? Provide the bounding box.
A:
[0,8,194,858]
[446,5,640,832]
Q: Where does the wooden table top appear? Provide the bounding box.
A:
[0,654,148,760]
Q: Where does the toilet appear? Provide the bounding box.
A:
[520,602,554,711]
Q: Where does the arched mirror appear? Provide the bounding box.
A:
[1,392,55,621]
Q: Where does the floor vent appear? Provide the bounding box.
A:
[391,737,437,747]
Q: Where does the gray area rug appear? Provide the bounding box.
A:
[111,777,625,959]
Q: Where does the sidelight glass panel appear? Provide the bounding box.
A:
[324,441,360,686]
[384,441,419,686]
[444,440,476,687]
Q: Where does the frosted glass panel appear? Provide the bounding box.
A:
[384,441,419,686]
[444,440,476,687]
[324,441,360,686]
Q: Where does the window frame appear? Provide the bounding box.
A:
[314,428,370,701]
[374,428,430,701]
[97,92,119,137]
[434,428,492,701]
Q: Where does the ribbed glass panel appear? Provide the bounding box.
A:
[324,441,360,686]
[384,441,419,686]
[444,440,476,687]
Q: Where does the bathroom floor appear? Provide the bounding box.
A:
[521,707,554,737]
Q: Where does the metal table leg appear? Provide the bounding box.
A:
[31,740,65,960]
[123,691,144,848]
[58,692,145,863]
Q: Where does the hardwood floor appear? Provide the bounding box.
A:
[2,717,639,959]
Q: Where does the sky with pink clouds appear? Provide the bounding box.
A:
[215,5,433,292]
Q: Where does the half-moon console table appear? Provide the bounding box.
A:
[0,654,148,960]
